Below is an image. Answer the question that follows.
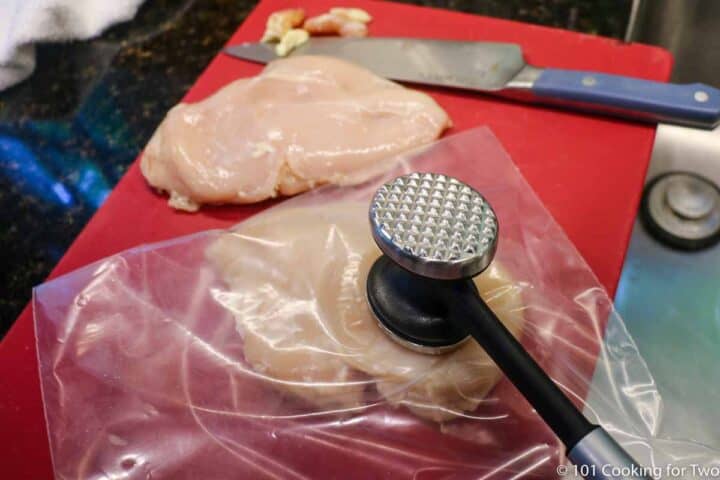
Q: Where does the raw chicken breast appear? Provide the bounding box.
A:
[141,56,451,211]
[207,204,524,421]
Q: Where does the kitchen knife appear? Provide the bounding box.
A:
[225,38,720,129]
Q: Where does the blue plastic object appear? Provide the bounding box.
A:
[533,68,720,127]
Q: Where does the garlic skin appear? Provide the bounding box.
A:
[329,7,372,23]
[304,12,368,38]
[275,28,310,57]
[260,8,305,43]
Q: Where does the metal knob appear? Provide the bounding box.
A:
[641,171,720,250]
[665,174,717,219]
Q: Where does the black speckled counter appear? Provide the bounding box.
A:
[0,0,630,336]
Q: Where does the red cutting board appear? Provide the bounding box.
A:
[0,0,671,478]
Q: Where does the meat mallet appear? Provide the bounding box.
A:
[366,172,651,480]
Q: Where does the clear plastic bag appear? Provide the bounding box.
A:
[34,127,719,479]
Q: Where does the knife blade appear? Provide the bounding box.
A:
[225,38,720,129]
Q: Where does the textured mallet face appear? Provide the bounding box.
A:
[369,172,498,279]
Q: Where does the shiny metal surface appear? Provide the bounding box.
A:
[568,428,653,480]
[625,0,720,88]
[630,0,720,217]
[645,173,720,242]
[370,305,470,355]
[665,175,716,219]
[614,71,720,451]
[645,124,720,184]
[505,64,543,90]
[226,38,527,91]
[638,124,720,251]
[614,219,720,449]
[369,172,498,280]
[615,125,720,447]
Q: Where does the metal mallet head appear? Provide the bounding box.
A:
[369,172,498,280]
[366,172,499,354]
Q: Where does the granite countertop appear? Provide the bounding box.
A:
[0,0,630,337]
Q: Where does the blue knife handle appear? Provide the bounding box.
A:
[532,68,720,128]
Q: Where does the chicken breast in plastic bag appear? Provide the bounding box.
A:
[206,204,524,421]
[141,56,451,211]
